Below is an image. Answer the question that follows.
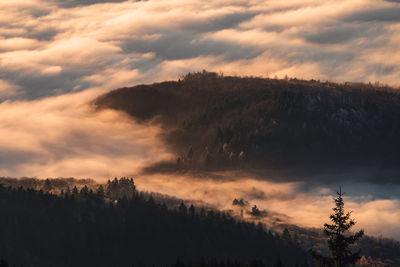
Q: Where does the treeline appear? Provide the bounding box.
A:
[0,176,97,192]
[0,178,308,267]
[0,176,203,210]
[95,71,400,173]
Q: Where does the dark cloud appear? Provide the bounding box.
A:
[0,150,40,167]
[344,7,400,22]
[27,27,59,41]
[123,32,262,62]
[364,63,398,77]
[1,70,91,100]
[0,26,58,41]
[121,11,260,62]
[53,0,129,8]
[182,12,257,33]
[305,24,385,44]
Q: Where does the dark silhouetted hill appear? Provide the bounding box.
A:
[1,177,400,266]
[95,71,400,174]
[0,180,306,267]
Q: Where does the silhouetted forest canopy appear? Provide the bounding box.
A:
[95,71,400,173]
[1,177,400,266]
[0,178,307,267]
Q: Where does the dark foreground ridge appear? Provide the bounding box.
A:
[0,179,307,267]
[95,72,400,174]
[1,177,400,266]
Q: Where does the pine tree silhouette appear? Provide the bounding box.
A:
[311,187,364,267]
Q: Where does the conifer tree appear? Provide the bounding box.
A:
[80,185,89,196]
[282,228,292,242]
[96,185,105,199]
[251,205,261,217]
[179,202,187,215]
[188,204,195,216]
[72,186,79,195]
[311,187,364,267]
[43,178,52,192]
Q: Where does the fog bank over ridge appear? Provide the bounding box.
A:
[0,0,400,242]
[0,86,399,239]
[0,90,172,178]
[134,172,400,240]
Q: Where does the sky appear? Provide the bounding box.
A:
[0,0,399,175]
[1,0,400,100]
[1,0,400,238]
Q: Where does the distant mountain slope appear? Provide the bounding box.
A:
[95,72,400,172]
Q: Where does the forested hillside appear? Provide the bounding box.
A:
[0,178,307,267]
[1,177,400,266]
[95,72,400,173]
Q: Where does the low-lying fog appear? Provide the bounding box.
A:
[1,91,399,239]
[135,172,400,240]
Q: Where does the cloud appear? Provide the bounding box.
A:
[0,0,399,240]
[0,37,45,52]
[0,90,172,178]
[305,24,385,44]
[344,6,400,22]
[52,0,127,8]
[0,0,399,100]
[0,79,20,98]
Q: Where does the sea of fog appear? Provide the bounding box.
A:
[0,92,399,239]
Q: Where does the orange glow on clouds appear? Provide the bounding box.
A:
[0,0,399,240]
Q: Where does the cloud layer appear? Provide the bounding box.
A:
[0,89,172,178]
[0,0,400,100]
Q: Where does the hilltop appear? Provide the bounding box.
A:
[95,72,400,175]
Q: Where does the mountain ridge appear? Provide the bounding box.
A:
[95,71,400,176]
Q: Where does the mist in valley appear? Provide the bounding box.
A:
[1,0,400,265]
[1,91,399,240]
[135,170,400,240]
